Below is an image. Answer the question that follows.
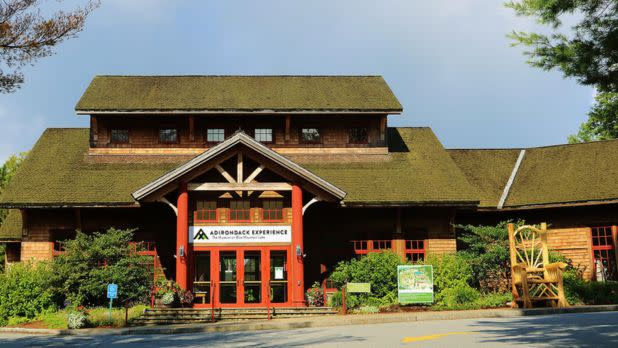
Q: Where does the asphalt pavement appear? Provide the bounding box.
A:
[0,311,616,347]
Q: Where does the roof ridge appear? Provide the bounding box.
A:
[94,75,385,78]
[447,138,618,151]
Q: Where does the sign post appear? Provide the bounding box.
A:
[397,265,434,304]
[107,283,118,322]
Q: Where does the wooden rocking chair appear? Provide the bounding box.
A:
[508,223,569,308]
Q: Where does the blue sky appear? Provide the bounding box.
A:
[0,0,592,163]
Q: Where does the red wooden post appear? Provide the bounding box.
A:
[291,185,305,306]
[211,282,215,323]
[176,183,189,289]
[267,281,272,320]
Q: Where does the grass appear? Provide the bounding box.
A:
[35,305,149,329]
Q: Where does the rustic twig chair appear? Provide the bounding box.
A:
[508,223,569,308]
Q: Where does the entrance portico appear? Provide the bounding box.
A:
[132,132,346,307]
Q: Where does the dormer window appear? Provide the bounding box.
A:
[159,128,178,144]
[207,128,225,143]
[254,128,273,143]
[300,128,321,144]
[110,129,129,144]
[349,127,368,144]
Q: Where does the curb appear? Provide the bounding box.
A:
[2,304,617,336]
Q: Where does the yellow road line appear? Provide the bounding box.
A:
[402,331,478,343]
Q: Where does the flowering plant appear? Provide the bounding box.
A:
[305,282,324,307]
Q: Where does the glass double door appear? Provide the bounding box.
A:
[195,248,289,306]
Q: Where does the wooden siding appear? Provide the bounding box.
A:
[91,114,387,150]
[547,227,594,280]
[426,239,457,255]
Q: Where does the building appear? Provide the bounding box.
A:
[0,75,617,308]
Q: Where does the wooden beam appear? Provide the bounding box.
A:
[244,165,265,183]
[188,182,292,191]
[189,115,195,142]
[215,164,236,184]
[380,115,387,142]
[285,115,291,142]
[90,116,98,144]
[237,152,243,183]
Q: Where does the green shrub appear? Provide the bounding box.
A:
[424,253,472,296]
[67,312,88,329]
[0,262,58,325]
[52,228,152,306]
[456,221,515,293]
[329,290,360,308]
[475,292,512,308]
[330,251,402,302]
[439,283,480,308]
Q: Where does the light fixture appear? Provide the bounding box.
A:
[179,245,185,257]
[296,245,302,257]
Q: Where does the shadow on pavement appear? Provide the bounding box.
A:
[0,327,366,347]
[471,312,618,348]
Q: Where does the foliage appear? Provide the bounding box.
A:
[179,288,194,307]
[0,261,58,325]
[507,0,618,92]
[305,282,324,307]
[0,152,27,224]
[568,91,618,143]
[456,221,514,293]
[506,1,618,141]
[0,0,100,93]
[438,283,481,309]
[160,292,175,306]
[329,290,360,309]
[67,311,88,329]
[330,251,402,303]
[51,228,152,306]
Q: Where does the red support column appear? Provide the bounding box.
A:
[291,184,305,306]
[176,183,189,289]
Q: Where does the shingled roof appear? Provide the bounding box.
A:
[448,139,618,209]
[0,128,479,207]
[75,76,403,113]
[0,210,22,241]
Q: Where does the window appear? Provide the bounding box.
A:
[206,128,225,143]
[591,227,617,281]
[301,128,321,144]
[262,200,284,221]
[159,128,178,144]
[229,200,251,222]
[405,240,425,262]
[110,129,129,144]
[349,127,368,144]
[254,128,273,143]
[195,201,217,223]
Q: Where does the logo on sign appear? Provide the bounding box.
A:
[194,229,209,241]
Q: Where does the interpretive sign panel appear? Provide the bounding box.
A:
[397,265,433,304]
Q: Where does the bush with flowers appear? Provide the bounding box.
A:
[305,282,324,307]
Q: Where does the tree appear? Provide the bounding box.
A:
[0,152,27,224]
[568,91,618,143]
[506,1,618,142]
[0,0,100,93]
[51,228,152,306]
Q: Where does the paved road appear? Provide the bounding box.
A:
[1,311,617,347]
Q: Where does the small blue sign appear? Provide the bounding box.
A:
[107,283,118,299]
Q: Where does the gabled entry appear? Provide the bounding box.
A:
[131,131,345,308]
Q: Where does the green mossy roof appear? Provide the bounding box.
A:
[304,128,480,205]
[506,140,618,207]
[75,76,403,113]
[0,128,479,207]
[447,149,521,207]
[0,129,177,206]
[0,210,22,240]
[448,139,618,208]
